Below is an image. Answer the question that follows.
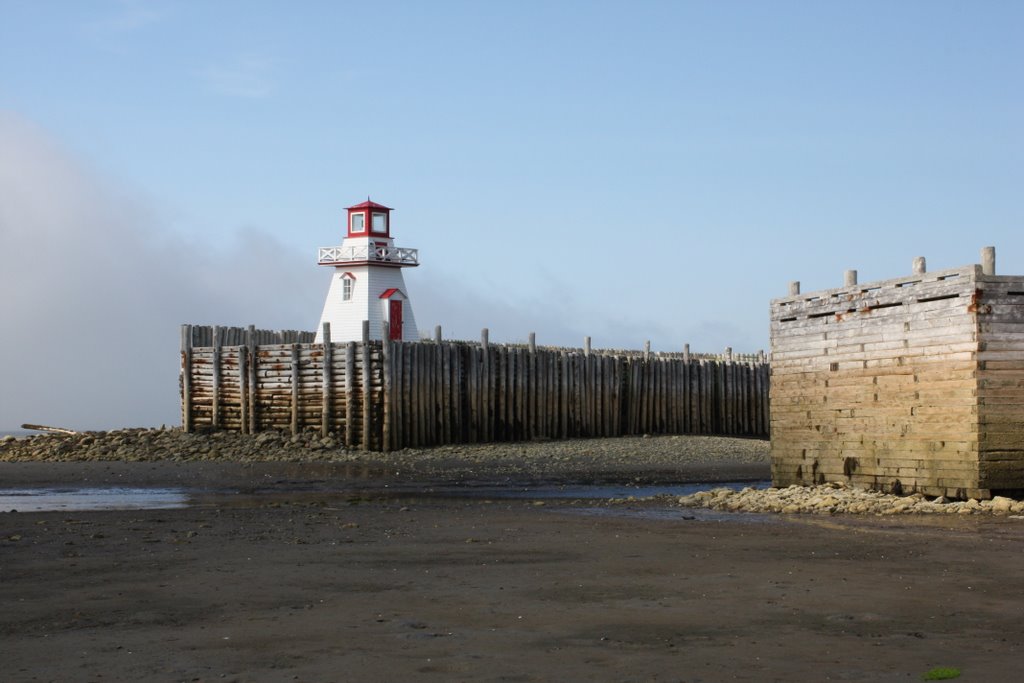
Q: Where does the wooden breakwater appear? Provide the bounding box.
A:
[770,247,1024,499]
[181,323,769,450]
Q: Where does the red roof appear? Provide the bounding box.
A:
[379,288,402,299]
[346,199,393,211]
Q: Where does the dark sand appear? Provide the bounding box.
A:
[3,457,1024,682]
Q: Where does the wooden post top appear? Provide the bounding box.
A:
[775,249,1013,315]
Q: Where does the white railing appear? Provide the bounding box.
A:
[318,245,419,265]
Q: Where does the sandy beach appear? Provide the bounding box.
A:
[3,435,1023,682]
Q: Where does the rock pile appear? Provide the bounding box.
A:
[0,428,769,476]
[0,428,350,463]
[676,482,1024,516]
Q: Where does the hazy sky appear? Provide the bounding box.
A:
[1,1,1021,430]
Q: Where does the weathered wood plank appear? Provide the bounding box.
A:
[769,260,1024,493]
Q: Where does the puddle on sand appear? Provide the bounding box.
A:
[0,488,189,512]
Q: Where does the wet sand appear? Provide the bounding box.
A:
[0,458,769,490]
[3,449,1024,681]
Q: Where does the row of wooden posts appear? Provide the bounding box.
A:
[180,322,770,450]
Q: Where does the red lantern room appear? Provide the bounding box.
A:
[346,200,392,239]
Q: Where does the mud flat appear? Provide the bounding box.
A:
[4,492,1024,682]
[3,435,1024,681]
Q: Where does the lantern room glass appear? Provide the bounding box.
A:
[371,212,387,234]
[351,212,365,233]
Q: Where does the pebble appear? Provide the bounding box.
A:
[0,428,769,478]
[674,482,1024,517]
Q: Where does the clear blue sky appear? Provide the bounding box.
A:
[1,0,1021,429]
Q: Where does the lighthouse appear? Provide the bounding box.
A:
[314,200,420,343]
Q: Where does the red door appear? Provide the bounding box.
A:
[389,300,403,340]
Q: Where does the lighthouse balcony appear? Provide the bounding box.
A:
[317,244,419,266]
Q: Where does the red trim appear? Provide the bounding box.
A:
[379,287,401,299]
[340,271,356,280]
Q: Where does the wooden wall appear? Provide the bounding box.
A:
[181,324,770,450]
[978,276,1024,490]
[770,262,1024,499]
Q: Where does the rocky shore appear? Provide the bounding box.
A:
[0,427,769,478]
[7,429,1024,515]
[1,427,359,463]
[673,481,1024,517]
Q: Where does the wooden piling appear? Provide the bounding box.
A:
[290,343,300,435]
[982,246,996,275]
[345,342,356,448]
[321,322,332,438]
[182,326,771,447]
[246,325,257,435]
[438,345,449,443]
[381,322,391,451]
[211,326,222,429]
[361,321,372,450]
[392,339,403,448]
[481,329,491,442]
[180,324,193,432]
[559,350,569,439]
[238,340,248,434]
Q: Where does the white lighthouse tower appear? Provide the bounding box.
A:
[314,199,420,343]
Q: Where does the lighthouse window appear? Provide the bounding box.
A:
[343,277,353,301]
[371,212,387,234]
[350,212,366,233]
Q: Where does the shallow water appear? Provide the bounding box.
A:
[0,480,770,512]
[0,487,189,512]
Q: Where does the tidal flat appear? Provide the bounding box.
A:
[2,435,1022,681]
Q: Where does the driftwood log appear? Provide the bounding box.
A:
[21,423,79,435]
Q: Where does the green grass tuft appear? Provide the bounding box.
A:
[922,667,961,681]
